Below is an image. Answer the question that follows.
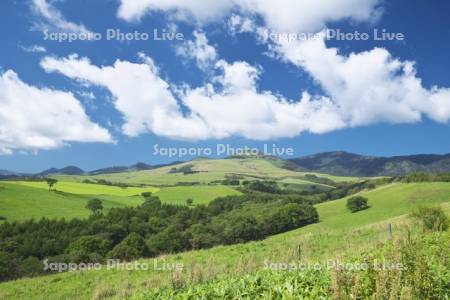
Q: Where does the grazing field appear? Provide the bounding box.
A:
[57,158,359,186]
[9,181,159,196]
[1,182,448,299]
[0,182,144,221]
[0,182,240,221]
[154,185,241,205]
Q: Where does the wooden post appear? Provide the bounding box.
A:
[387,223,393,240]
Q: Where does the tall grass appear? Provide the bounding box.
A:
[132,230,450,299]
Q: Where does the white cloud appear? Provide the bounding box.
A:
[41,34,450,142]
[176,31,217,70]
[117,0,380,33]
[20,44,47,53]
[38,0,450,142]
[41,54,211,140]
[214,60,260,93]
[41,53,348,140]
[117,0,233,23]
[274,35,450,127]
[31,0,93,34]
[227,14,255,34]
[237,0,380,32]
[0,70,112,154]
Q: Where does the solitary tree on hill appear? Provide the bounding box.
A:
[86,198,103,214]
[45,178,58,191]
[346,196,369,213]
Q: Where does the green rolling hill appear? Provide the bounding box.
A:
[0,182,241,221]
[0,182,144,221]
[55,157,358,186]
[1,182,448,299]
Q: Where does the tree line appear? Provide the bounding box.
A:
[0,192,318,282]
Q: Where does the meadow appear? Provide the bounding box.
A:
[0,182,240,221]
[10,181,159,196]
[0,182,143,221]
[1,182,448,299]
[57,158,359,186]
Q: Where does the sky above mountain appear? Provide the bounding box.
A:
[1,0,450,172]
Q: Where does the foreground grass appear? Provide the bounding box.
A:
[0,183,448,299]
[135,231,450,299]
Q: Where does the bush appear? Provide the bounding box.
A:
[412,206,449,231]
[346,196,369,213]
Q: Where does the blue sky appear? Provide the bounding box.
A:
[1,0,450,172]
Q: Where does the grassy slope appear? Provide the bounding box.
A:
[57,158,358,186]
[154,185,241,205]
[0,182,240,221]
[9,181,159,196]
[0,182,143,221]
[1,182,449,299]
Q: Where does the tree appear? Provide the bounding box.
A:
[65,235,111,263]
[141,192,153,199]
[267,204,319,234]
[346,196,369,213]
[85,198,103,214]
[188,224,218,249]
[107,233,148,261]
[186,198,194,206]
[45,178,58,191]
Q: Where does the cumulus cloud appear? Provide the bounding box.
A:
[41,53,347,140]
[0,70,112,154]
[117,0,380,33]
[176,31,217,70]
[31,0,93,34]
[237,0,381,32]
[274,35,450,126]
[117,0,233,23]
[227,14,256,35]
[41,54,211,140]
[38,0,450,142]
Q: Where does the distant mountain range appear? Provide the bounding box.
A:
[0,161,182,179]
[287,151,450,176]
[0,169,21,180]
[2,152,450,179]
[39,166,85,176]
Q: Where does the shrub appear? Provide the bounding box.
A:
[346,196,369,213]
[411,206,449,231]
